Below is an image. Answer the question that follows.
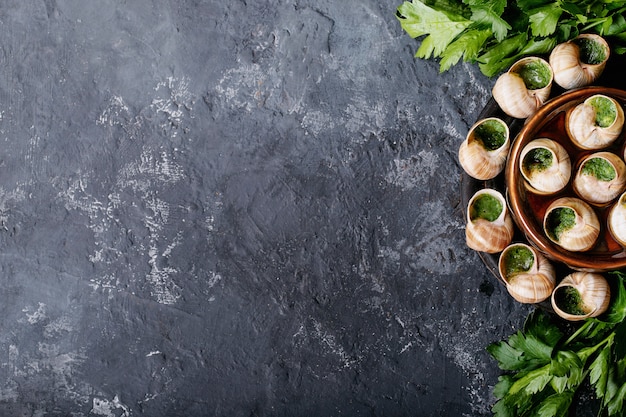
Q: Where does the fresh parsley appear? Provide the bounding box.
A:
[487,271,626,416]
[396,0,626,76]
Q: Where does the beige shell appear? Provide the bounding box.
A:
[551,271,611,321]
[549,34,610,89]
[573,151,626,205]
[465,188,514,254]
[608,191,626,246]
[492,57,553,119]
[498,243,556,304]
[543,197,600,252]
[566,94,625,150]
[458,117,510,180]
[519,138,571,195]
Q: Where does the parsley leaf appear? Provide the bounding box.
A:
[397,0,626,76]
[527,3,563,37]
[396,1,472,59]
[534,391,574,417]
[469,5,511,41]
[439,28,492,72]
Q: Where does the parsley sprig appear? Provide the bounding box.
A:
[488,271,626,416]
[396,0,626,76]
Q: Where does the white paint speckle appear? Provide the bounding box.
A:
[385,150,439,191]
[24,302,47,324]
[311,320,358,369]
[91,395,130,417]
[151,76,194,138]
[301,110,335,136]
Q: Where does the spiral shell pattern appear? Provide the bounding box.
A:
[492,57,553,119]
[465,189,514,254]
[608,192,626,246]
[498,243,556,304]
[543,197,600,252]
[519,138,571,195]
[550,34,610,90]
[551,271,611,321]
[458,118,510,180]
[566,94,625,150]
[573,151,626,205]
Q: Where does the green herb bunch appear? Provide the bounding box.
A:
[488,271,626,416]
[396,0,626,77]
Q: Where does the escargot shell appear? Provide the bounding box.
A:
[465,188,514,254]
[550,34,610,90]
[608,191,626,246]
[459,117,510,181]
[519,138,571,195]
[566,94,625,150]
[573,151,626,205]
[492,57,553,119]
[551,271,611,321]
[498,243,556,304]
[543,197,600,252]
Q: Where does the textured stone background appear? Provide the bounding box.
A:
[0,0,551,416]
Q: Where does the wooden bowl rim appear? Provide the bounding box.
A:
[506,86,626,271]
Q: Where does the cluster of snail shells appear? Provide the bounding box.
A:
[518,94,626,254]
[495,242,610,321]
[460,34,616,320]
[493,34,610,119]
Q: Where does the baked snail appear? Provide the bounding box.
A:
[498,243,556,304]
[492,56,553,119]
[519,138,571,195]
[608,191,626,246]
[458,117,510,180]
[566,94,625,150]
[572,151,626,205]
[550,34,610,90]
[551,271,611,321]
[543,197,600,252]
[465,188,514,253]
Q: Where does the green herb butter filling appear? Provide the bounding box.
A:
[502,246,534,277]
[581,157,616,181]
[575,38,606,65]
[554,286,587,315]
[470,194,502,222]
[546,207,576,241]
[474,119,506,151]
[515,61,551,90]
[522,148,553,175]
[588,96,617,127]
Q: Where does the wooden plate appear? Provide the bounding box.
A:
[506,87,626,271]
[461,52,626,283]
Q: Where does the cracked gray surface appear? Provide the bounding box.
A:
[0,1,538,416]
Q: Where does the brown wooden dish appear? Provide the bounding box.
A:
[506,86,626,271]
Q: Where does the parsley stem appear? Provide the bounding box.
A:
[563,319,596,346]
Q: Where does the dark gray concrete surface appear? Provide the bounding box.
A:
[0,1,586,416]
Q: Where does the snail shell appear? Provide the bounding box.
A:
[519,138,571,195]
[498,243,556,304]
[573,151,626,205]
[458,117,510,180]
[543,197,600,252]
[492,57,553,119]
[551,271,610,321]
[549,34,610,89]
[608,191,626,246]
[465,188,514,254]
[566,94,625,150]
